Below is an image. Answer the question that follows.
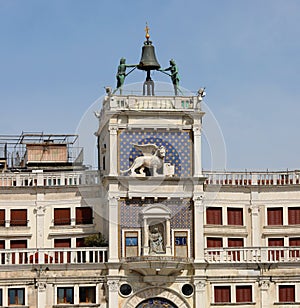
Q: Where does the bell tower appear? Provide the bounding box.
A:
[95,28,206,308]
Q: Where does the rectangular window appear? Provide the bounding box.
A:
[57,287,74,304]
[279,285,295,302]
[174,231,188,258]
[289,237,300,258]
[10,240,27,264]
[228,238,244,261]
[124,231,138,257]
[268,238,284,261]
[0,210,5,226]
[207,237,223,248]
[8,288,25,305]
[54,239,71,263]
[267,208,283,225]
[288,207,300,225]
[54,208,71,225]
[79,286,96,303]
[236,285,252,303]
[76,207,93,225]
[10,209,27,226]
[0,241,5,264]
[214,286,231,303]
[227,208,243,225]
[206,207,222,225]
[0,289,2,306]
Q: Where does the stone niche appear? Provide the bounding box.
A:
[141,204,171,256]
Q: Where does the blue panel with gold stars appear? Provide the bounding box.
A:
[119,130,192,177]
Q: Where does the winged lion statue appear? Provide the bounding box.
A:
[120,144,166,176]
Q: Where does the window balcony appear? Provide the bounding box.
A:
[204,246,300,263]
[0,247,108,265]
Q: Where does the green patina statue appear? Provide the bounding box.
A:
[160,59,180,95]
[116,58,136,93]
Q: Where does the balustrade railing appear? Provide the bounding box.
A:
[0,248,108,265]
[204,171,300,186]
[0,170,100,188]
[205,247,300,263]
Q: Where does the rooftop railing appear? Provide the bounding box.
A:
[204,170,300,186]
[0,170,100,187]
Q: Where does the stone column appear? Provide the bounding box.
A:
[109,125,118,176]
[108,196,119,262]
[194,279,207,308]
[193,124,202,177]
[259,279,271,308]
[194,195,205,262]
[107,279,119,308]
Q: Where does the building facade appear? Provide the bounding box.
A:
[0,35,300,308]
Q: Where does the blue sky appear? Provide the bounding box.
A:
[0,0,299,170]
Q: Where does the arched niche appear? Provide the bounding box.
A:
[141,204,172,256]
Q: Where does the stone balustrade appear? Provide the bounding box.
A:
[205,246,300,263]
[0,170,100,187]
[204,170,300,186]
[0,247,108,265]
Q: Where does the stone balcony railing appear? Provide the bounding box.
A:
[0,170,100,187]
[204,170,300,186]
[204,247,300,263]
[0,247,108,265]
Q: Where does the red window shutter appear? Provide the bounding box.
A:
[10,240,27,249]
[267,208,283,225]
[54,208,71,225]
[76,207,93,224]
[268,238,284,247]
[236,286,252,303]
[0,240,5,249]
[76,238,85,247]
[0,210,5,226]
[10,209,27,226]
[214,286,231,303]
[288,207,300,225]
[279,285,295,302]
[54,239,71,248]
[227,208,243,225]
[206,207,222,225]
[228,238,244,247]
[207,238,223,248]
[289,237,300,246]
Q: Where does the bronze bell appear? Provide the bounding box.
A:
[137,40,160,71]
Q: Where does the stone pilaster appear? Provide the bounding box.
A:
[107,279,119,308]
[109,125,118,176]
[193,124,202,177]
[259,279,271,308]
[108,195,119,262]
[193,194,205,262]
[194,279,207,308]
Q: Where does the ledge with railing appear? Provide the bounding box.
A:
[0,170,100,188]
[204,247,300,263]
[204,170,300,186]
[0,247,108,265]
